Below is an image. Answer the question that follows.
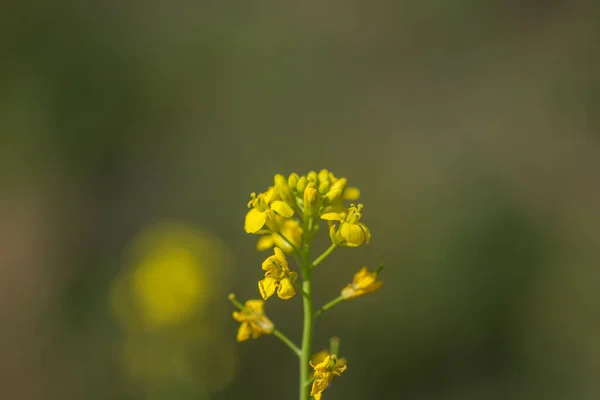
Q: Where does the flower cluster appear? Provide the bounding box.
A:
[231,170,383,400]
[244,170,366,252]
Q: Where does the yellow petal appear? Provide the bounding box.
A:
[311,350,330,365]
[310,376,329,397]
[232,311,244,322]
[359,222,371,244]
[343,187,361,200]
[314,355,332,371]
[353,266,369,283]
[273,233,294,253]
[237,322,252,341]
[244,209,267,233]
[271,200,294,218]
[320,212,342,221]
[367,281,384,294]
[256,235,274,251]
[340,223,365,246]
[277,278,296,300]
[244,299,265,314]
[273,247,287,264]
[258,277,277,300]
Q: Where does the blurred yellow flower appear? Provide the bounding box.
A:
[258,247,297,300]
[341,266,383,300]
[322,204,371,247]
[132,246,204,327]
[232,299,274,341]
[111,221,230,329]
[310,354,347,400]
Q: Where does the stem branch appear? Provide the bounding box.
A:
[311,244,337,269]
[313,295,345,319]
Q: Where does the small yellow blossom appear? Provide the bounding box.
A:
[321,204,371,247]
[258,247,298,300]
[310,353,347,400]
[256,217,303,254]
[244,187,295,234]
[232,299,274,341]
[341,266,383,299]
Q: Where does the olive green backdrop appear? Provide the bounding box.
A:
[1,1,600,399]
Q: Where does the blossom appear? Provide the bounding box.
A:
[255,217,303,254]
[258,247,297,300]
[321,204,371,247]
[232,299,274,341]
[341,266,383,300]
[244,187,295,234]
[310,353,347,400]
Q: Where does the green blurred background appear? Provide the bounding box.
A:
[2,1,600,399]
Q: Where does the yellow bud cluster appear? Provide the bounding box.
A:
[244,169,369,250]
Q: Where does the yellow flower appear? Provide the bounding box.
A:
[321,204,371,247]
[310,353,347,400]
[256,217,303,254]
[342,266,383,299]
[258,247,298,300]
[232,299,274,341]
[244,187,295,234]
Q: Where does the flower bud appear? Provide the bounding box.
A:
[288,173,299,191]
[318,180,330,195]
[274,174,293,204]
[324,177,347,203]
[297,176,308,193]
[317,169,329,184]
[307,170,317,183]
[303,182,320,217]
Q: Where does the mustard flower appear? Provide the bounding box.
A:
[232,299,274,342]
[255,217,303,254]
[321,204,371,247]
[341,266,383,300]
[258,247,298,300]
[244,187,295,234]
[310,353,347,400]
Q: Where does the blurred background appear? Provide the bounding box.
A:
[1,1,600,399]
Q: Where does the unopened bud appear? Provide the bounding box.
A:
[297,176,308,193]
[317,169,329,184]
[324,177,347,203]
[288,173,299,191]
[318,180,330,195]
[274,174,293,204]
[303,182,320,217]
[307,170,317,183]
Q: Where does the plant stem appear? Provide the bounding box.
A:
[311,243,337,269]
[273,329,301,356]
[299,271,312,400]
[299,218,314,400]
[313,295,345,319]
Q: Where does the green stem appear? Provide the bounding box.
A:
[273,329,301,356]
[299,219,314,400]
[313,295,345,319]
[311,243,337,269]
[299,271,313,400]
